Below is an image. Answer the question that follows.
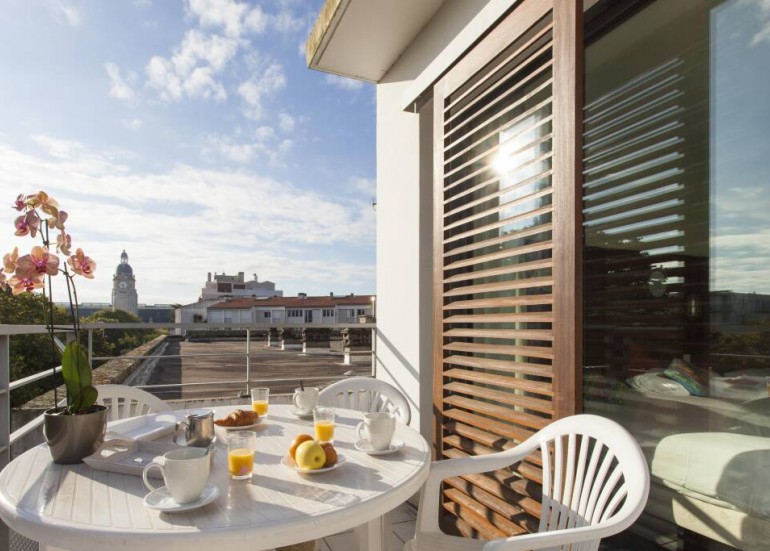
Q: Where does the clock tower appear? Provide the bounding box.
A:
[112,250,138,316]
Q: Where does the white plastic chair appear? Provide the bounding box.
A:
[319,377,412,549]
[405,414,649,551]
[319,376,412,424]
[97,384,172,421]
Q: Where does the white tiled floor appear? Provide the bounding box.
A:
[318,501,417,551]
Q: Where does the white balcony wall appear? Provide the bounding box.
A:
[374,0,513,438]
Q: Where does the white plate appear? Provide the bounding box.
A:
[354,439,405,456]
[220,420,263,431]
[281,453,346,474]
[143,484,220,513]
[290,409,314,420]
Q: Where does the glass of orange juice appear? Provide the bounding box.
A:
[250,387,269,417]
[227,431,257,480]
[313,407,335,443]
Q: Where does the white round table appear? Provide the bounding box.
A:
[0,404,430,551]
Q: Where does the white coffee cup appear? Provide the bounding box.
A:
[142,447,210,504]
[293,386,320,415]
[356,411,396,451]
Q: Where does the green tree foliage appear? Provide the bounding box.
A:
[0,289,72,406]
[1,292,161,407]
[84,309,160,366]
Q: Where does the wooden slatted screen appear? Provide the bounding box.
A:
[432,0,582,540]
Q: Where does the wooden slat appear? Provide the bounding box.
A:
[443,356,553,378]
[443,341,554,360]
[446,475,541,528]
[442,496,510,540]
[443,312,553,324]
[444,381,554,414]
[445,19,554,116]
[444,395,550,431]
[444,487,530,536]
[444,276,553,298]
[444,258,553,286]
[443,408,536,443]
[443,205,553,245]
[443,294,554,309]
[444,368,553,397]
[445,240,552,272]
[443,327,553,341]
[444,181,553,231]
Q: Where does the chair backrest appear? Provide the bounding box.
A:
[318,377,411,424]
[488,414,649,551]
[96,384,172,421]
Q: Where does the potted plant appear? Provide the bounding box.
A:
[1,191,106,464]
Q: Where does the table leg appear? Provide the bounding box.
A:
[354,515,384,551]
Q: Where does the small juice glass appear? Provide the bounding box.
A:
[313,407,335,443]
[227,431,257,480]
[250,387,269,417]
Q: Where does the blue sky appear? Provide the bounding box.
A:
[0,0,376,305]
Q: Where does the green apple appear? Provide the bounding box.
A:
[294,440,326,470]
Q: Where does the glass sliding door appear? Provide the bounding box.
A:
[583,0,770,549]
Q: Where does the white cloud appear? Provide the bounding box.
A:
[349,176,375,197]
[49,0,82,27]
[323,74,364,91]
[278,112,295,133]
[268,10,304,33]
[750,0,770,46]
[202,125,293,165]
[186,0,266,37]
[0,138,375,303]
[122,118,143,131]
[237,64,286,120]
[105,62,135,101]
[145,30,237,101]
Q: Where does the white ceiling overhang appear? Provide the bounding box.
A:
[306,0,446,83]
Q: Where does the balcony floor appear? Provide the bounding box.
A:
[319,501,416,551]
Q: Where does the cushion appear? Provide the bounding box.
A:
[664,358,708,397]
[626,371,690,396]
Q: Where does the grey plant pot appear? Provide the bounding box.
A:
[43,405,108,464]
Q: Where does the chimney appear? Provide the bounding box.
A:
[207,272,211,282]
[329,292,333,297]
[298,292,307,299]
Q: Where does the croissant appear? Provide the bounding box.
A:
[214,409,260,427]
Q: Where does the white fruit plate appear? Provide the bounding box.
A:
[281,453,346,474]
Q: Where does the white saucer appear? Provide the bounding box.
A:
[143,484,220,513]
[290,409,314,420]
[354,439,405,455]
[281,453,346,473]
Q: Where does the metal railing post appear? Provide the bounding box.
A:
[88,328,93,365]
[245,329,251,395]
[0,334,10,546]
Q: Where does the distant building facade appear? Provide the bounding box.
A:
[200,272,283,301]
[111,250,138,316]
[74,302,174,322]
[206,293,374,325]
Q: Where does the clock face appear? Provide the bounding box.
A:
[119,282,127,289]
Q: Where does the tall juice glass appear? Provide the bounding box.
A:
[250,387,269,417]
[313,407,335,443]
[227,431,257,480]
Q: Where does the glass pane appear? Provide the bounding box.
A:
[583,0,770,549]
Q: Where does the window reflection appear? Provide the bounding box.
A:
[583,0,770,549]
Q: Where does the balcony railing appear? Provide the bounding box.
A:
[0,321,376,470]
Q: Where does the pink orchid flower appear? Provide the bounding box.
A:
[56,231,72,256]
[48,209,68,231]
[67,248,96,279]
[12,194,27,211]
[8,272,44,294]
[0,271,7,291]
[14,211,40,238]
[17,246,60,276]
[3,247,19,273]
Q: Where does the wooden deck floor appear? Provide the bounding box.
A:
[145,339,372,400]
